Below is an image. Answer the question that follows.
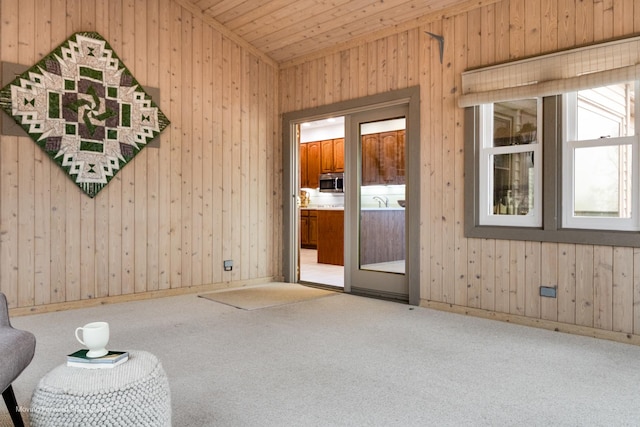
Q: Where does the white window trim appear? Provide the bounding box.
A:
[478,103,542,227]
[562,88,640,231]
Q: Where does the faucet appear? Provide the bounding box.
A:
[373,196,389,208]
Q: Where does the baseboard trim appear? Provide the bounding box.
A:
[420,299,640,347]
[10,277,280,317]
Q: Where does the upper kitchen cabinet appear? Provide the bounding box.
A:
[362,130,405,186]
[320,139,334,173]
[300,141,321,188]
[320,138,345,173]
[301,138,344,187]
[332,138,344,172]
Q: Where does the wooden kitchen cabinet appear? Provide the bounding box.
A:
[317,209,344,266]
[361,130,405,186]
[320,139,334,173]
[320,138,344,174]
[300,141,321,188]
[333,138,344,172]
[300,209,318,249]
[361,133,380,186]
[302,139,344,186]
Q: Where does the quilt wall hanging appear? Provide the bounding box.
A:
[0,32,170,198]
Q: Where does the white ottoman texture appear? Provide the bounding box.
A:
[30,350,171,427]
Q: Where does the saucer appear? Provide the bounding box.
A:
[86,348,108,358]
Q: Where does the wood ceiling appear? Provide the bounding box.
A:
[183,0,482,64]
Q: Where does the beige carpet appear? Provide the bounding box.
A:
[198,282,336,310]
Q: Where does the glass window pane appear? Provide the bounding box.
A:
[577,83,634,140]
[493,99,538,147]
[573,145,633,218]
[492,152,535,215]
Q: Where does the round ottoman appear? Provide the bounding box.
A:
[30,350,171,427]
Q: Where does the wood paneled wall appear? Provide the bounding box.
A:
[279,0,640,341]
[0,0,281,310]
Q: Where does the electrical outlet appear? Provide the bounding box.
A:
[540,286,557,298]
[223,260,233,271]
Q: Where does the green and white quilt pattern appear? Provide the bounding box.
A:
[0,32,170,198]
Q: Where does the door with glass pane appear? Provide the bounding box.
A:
[346,106,408,301]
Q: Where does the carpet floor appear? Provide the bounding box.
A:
[3,285,640,426]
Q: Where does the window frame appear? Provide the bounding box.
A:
[478,101,543,228]
[562,84,640,231]
[465,96,640,248]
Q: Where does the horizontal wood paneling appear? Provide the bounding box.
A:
[279,0,640,342]
[0,0,280,309]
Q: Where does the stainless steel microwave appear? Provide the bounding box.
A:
[318,173,344,193]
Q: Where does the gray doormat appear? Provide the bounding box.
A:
[199,282,337,310]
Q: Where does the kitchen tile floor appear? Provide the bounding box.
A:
[300,248,344,288]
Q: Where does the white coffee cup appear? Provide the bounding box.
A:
[75,321,109,358]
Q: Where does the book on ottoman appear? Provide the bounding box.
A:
[67,349,129,369]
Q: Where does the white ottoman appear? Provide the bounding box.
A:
[30,350,171,427]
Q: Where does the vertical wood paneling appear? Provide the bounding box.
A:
[211,30,223,285]
[453,13,468,308]
[594,246,613,330]
[428,20,444,303]
[1,0,19,306]
[180,8,193,288]
[64,0,82,303]
[557,243,576,324]
[108,0,123,297]
[34,0,53,305]
[557,0,576,49]
[509,241,525,316]
[230,43,242,282]
[540,243,558,321]
[575,244,594,327]
[145,0,160,291]
[169,0,183,289]
[18,0,36,308]
[613,247,633,333]
[191,16,204,287]
[80,0,97,300]
[1,0,280,309]
[201,22,214,285]
[134,0,149,294]
[5,0,640,342]
[157,0,172,290]
[441,17,456,304]
[525,241,541,318]
[283,0,640,340]
[120,0,136,296]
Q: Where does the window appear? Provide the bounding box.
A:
[462,35,640,247]
[466,91,640,247]
[563,82,640,231]
[478,99,542,227]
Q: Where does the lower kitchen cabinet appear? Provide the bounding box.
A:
[317,210,344,266]
[300,209,318,249]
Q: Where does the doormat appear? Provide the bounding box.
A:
[199,282,337,310]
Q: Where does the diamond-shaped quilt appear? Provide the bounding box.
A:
[0,32,170,198]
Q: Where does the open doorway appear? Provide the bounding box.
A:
[298,117,345,288]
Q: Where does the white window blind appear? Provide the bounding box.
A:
[459,36,640,107]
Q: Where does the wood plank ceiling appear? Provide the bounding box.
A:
[186,0,476,63]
